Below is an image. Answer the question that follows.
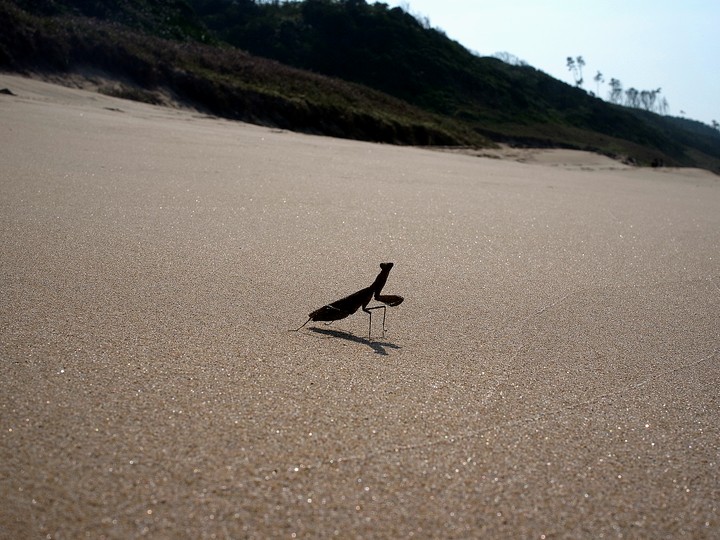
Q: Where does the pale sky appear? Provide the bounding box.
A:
[383,0,720,126]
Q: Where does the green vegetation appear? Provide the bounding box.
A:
[0,0,479,145]
[2,0,718,171]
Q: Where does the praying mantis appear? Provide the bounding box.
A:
[294,263,404,338]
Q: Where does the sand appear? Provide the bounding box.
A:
[1,73,719,538]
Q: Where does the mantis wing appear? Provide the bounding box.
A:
[308,303,351,322]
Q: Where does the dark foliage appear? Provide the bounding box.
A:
[12,0,209,41]
[0,0,481,145]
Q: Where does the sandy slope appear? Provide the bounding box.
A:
[1,73,719,538]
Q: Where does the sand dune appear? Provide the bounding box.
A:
[1,73,719,538]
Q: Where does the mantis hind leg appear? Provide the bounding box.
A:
[365,305,388,338]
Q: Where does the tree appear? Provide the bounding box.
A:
[625,87,640,108]
[608,78,623,104]
[638,87,662,111]
[594,70,604,95]
[640,90,651,111]
[609,81,668,114]
[566,55,585,87]
[576,56,585,87]
[493,51,528,66]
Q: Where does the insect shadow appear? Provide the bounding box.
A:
[294,262,404,339]
[308,327,401,356]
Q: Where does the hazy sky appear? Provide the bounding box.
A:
[383,0,719,125]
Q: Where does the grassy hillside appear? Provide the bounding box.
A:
[9,0,208,41]
[191,0,720,170]
[1,0,482,146]
[2,0,719,171]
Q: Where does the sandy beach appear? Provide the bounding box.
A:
[1,73,718,538]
